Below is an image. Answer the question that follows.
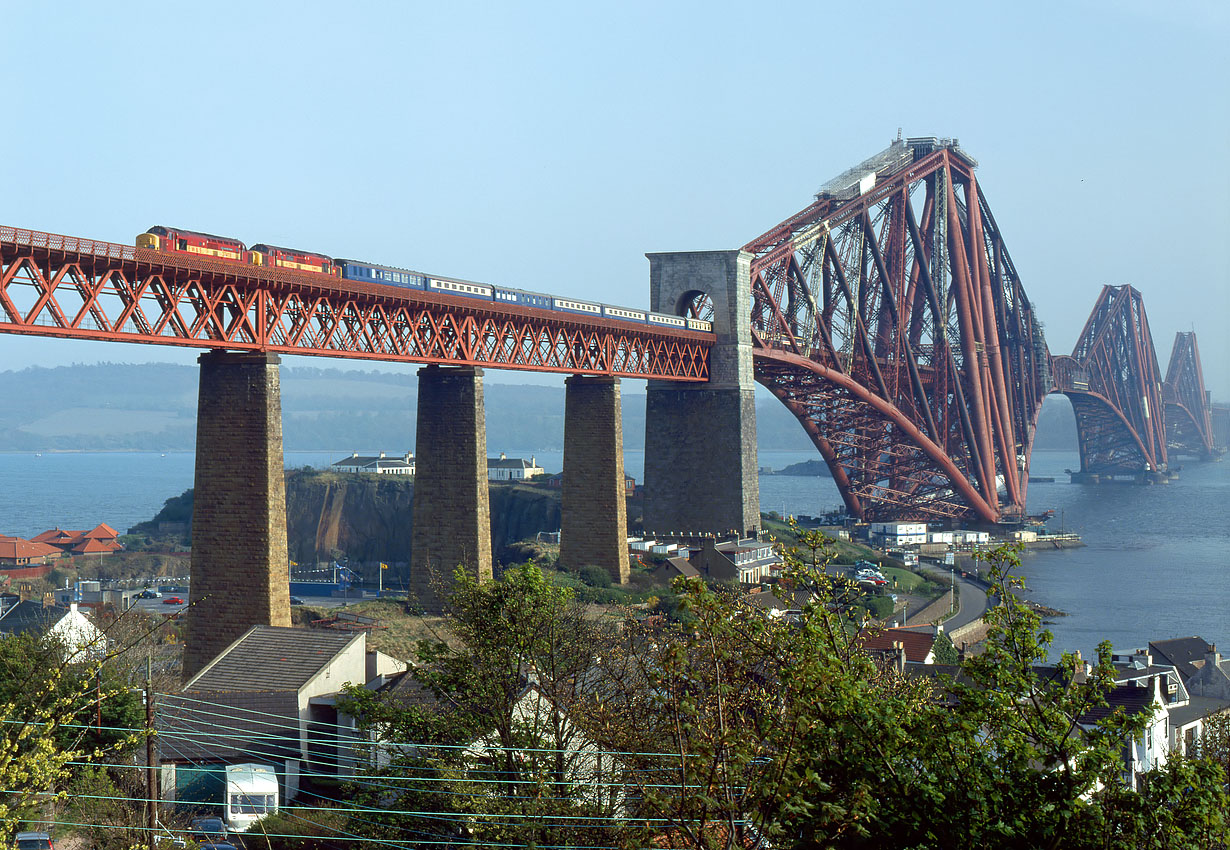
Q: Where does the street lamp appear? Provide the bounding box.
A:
[950,567,955,613]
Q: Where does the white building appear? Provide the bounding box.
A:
[0,600,107,660]
[869,522,927,547]
[952,529,990,545]
[487,453,544,481]
[331,452,415,475]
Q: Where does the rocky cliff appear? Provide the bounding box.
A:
[284,469,566,566]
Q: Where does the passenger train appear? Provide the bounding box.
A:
[136,226,713,332]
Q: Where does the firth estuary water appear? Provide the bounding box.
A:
[1,448,1225,659]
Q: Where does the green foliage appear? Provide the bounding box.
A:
[338,562,621,846]
[332,537,1228,850]
[0,632,143,845]
[932,629,960,665]
[578,564,612,588]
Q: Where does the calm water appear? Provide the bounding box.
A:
[1,448,1224,656]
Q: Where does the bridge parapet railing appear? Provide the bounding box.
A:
[1,225,136,261]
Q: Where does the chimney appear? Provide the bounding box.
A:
[379,451,386,458]
[1206,643,1220,669]
[892,640,906,675]
[500,452,506,460]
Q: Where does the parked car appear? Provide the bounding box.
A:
[290,596,305,605]
[163,596,185,605]
[14,833,54,850]
[137,589,162,599]
[189,816,227,843]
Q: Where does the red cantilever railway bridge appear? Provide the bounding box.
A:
[0,225,712,380]
[2,139,1222,525]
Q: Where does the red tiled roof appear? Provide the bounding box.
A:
[71,538,121,554]
[32,528,81,545]
[858,627,937,663]
[0,537,62,560]
[83,523,119,540]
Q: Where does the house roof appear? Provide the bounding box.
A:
[70,537,122,554]
[183,625,363,693]
[743,590,788,612]
[657,557,700,579]
[488,456,539,469]
[82,523,119,540]
[1167,694,1230,728]
[1079,681,1158,725]
[157,690,302,763]
[0,537,62,560]
[1149,636,1213,680]
[0,600,69,636]
[31,528,82,545]
[857,627,936,663]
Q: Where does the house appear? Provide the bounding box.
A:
[1150,636,1230,700]
[487,453,544,480]
[30,524,123,557]
[0,535,62,567]
[688,536,780,585]
[0,600,107,660]
[330,451,415,475]
[1080,647,1230,790]
[652,556,700,583]
[159,624,406,801]
[371,672,625,814]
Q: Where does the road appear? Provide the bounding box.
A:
[915,562,991,631]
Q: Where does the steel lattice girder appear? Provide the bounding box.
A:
[1052,285,1168,475]
[744,143,1049,523]
[1162,332,1216,459]
[0,226,710,380]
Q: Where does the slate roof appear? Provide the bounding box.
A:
[1167,694,1230,728]
[1079,682,1157,725]
[488,456,539,470]
[183,625,362,693]
[1149,636,1213,680]
[0,600,68,636]
[656,557,700,580]
[157,690,302,763]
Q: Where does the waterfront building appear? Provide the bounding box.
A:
[331,452,415,475]
[487,452,544,481]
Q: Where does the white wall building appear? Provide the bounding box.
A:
[487,453,544,480]
[331,452,415,475]
[869,522,927,546]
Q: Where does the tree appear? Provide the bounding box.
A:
[0,631,142,844]
[338,562,622,846]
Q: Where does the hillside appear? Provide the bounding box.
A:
[0,362,1078,452]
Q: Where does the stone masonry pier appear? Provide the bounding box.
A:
[184,351,290,680]
[560,375,630,584]
[410,365,493,611]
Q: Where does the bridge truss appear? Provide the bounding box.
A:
[0,226,711,380]
[1050,285,1168,479]
[744,139,1049,523]
[1162,331,1218,460]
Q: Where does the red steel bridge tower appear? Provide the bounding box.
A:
[1162,331,1219,461]
[1050,285,1171,483]
[742,138,1050,524]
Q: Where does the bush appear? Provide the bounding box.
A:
[862,595,896,620]
[579,565,612,588]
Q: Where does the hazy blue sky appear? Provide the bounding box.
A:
[1,0,1226,396]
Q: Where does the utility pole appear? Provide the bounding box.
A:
[146,654,157,850]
